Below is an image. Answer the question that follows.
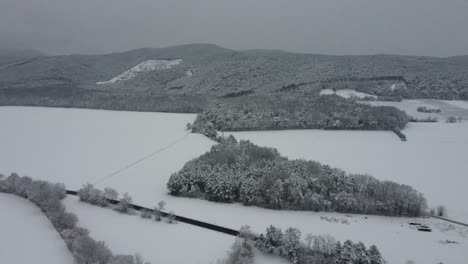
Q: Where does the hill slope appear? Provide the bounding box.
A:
[1,44,467,102]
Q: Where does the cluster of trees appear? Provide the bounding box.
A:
[417,106,441,113]
[192,94,408,139]
[430,205,447,217]
[446,116,463,123]
[168,137,427,216]
[0,173,151,264]
[237,225,384,264]
[77,184,175,223]
[78,183,134,214]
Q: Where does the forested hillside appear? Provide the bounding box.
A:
[1,44,468,101]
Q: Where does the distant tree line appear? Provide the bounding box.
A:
[191,94,408,139]
[0,173,151,264]
[0,87,209,113]
[168,137,427,217]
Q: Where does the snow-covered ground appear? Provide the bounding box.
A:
[0,193,74,264]
[64,196,288,264]
[186,70,194,76]
[0,106,212,190]
[361,99,468,120]
[320,88,377,99]
[63,196,233,264]
[1,106,468,263]
[96,59,182,84]
[444,100,468,110]
[64,196,468,264]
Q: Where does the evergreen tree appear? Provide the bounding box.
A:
[368,245,384,264]
[354,242,369,264]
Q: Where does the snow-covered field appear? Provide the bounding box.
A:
[319,90,468,121]
[444,100,468,110]
[0,193,74,264]
[96,59,182,84]
[64,196,288,264]
[320,88,377,99]
[1,106,468,264]
[361,99,468,120]
[63,196,233,264]
[64,196,467,264]
[0,106,213,190]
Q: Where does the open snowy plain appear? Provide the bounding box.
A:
[1,106,468,263]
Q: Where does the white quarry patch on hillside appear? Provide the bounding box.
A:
[96,59,182,84]
[185,70,194,76]
[320,88,377,99]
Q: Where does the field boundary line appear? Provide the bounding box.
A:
[92,132,191,185]
[429,214,468,227]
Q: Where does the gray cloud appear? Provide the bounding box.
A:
[1,0,467,56]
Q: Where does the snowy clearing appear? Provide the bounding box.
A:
[320,88,377,99]
[186,70,194,76]
[63,196,233,264]
[0,193,74,264]
[1,106,467,263]
[444,100,468,110]
[96,59,182,84]
[361,99,468,120]
[64,196,288,264]
[64,195,468,264]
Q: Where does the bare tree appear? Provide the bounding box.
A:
[436,205,447,217]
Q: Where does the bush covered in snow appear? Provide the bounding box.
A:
[192,94,408,134]
[168,137,427,216]
[0,173,151,264]
[77,184,137,215]
[417,106,441,113]
[216,236,254,264]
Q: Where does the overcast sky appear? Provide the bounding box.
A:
[1,0,468,56]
